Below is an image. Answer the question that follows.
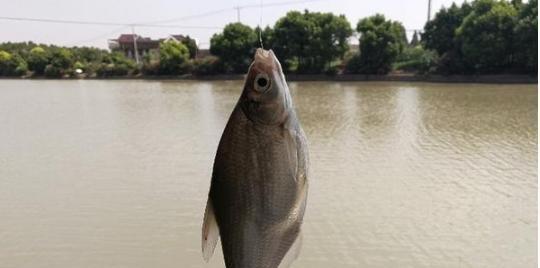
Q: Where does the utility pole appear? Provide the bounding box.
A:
[427,0,432,21]
[131,25,140,65]
[234,6,241,22]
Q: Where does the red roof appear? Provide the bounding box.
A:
[118,34,136,43]
[117,34,154,44]
[170,35,187,41]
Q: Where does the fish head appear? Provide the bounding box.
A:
[240,48,293,125]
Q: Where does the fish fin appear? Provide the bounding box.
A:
[278,232,303,268]
[201,197,219,262]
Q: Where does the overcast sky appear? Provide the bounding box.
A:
[1,0,465,49]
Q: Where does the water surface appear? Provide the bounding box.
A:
[0,80,536,268]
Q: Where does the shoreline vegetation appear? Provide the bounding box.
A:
[0,73,536,84]
[0,0,537,82]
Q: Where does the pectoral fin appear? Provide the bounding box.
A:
[201,197,219,262]
[278,232,303,268]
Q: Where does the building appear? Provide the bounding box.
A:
[108,34,198,59]
[108,34,160,59]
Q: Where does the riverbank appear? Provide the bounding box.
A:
[181,74,538,84]
[1,73,537,84]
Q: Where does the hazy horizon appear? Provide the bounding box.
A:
[2,0,466,49]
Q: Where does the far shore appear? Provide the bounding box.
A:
[1,73,537,84]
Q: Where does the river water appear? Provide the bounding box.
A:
[0,80,536,268]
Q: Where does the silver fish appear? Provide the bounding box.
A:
[202,48,309,268]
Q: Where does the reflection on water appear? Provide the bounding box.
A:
[0,80,536,268]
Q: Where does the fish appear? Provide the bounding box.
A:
[202,48,309,268]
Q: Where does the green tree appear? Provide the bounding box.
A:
[51,48,73,69]
[0,50,27,76]
[513,0,537,73]
[43,48,74,77]
[210,23,257,73]
[192,56,223,75]
[181,36,198,59]
[270,10,352,73]
[422,3,472,55]
[421,2,473,74]
[347,14,406,74]
[410,31,420,46]
[456,0,517,73]
[27,46,49,75]
[72,46,107,64]
[159,40,190,74]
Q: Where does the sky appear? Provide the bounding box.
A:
[0,0,466,49]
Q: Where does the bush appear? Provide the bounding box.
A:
[344,54,363,74]
[44,64,63,78]
[394,46,439,74]
[192,56,222,75]
[96,63,130,77]
[0,50,27,76]
[96,52,136,77]
[324,64,339,76]
[14,59,28,76]
[159,41,190,75]
[142,60,160,75]
[27,46,49,75]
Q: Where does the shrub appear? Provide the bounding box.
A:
[159,41,190,75]
[394,46,439,74]
[44,64,63,78]
[192,56,222,75]
[27,46,49,75]
[0,50,28,76]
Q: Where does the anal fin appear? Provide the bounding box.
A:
[201,197,219,262]
[278,232,303,268]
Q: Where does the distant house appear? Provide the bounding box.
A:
[108,34,160,59]
[166,34,190,43]
[108,34,201,59]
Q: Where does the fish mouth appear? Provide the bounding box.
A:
[254,48,277,66]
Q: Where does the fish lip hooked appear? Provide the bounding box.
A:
[254,48,277,66]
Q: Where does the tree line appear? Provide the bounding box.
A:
[0,0,536,77]
[211,0,536,75]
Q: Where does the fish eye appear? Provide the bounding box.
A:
[254,73,271,92]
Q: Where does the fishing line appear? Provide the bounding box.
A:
[259,0,264,49]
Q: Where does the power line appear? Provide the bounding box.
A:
[136,24,221,30]
[141,0,326,25]
[138,8,232,25]
[240,0,326,9]
[69,26,128,46]
[0,16,126,26]
[0,16,222,29]
[0,0,323,34]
